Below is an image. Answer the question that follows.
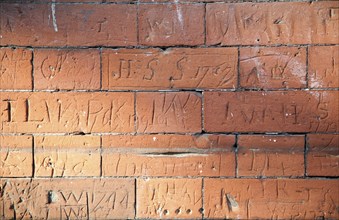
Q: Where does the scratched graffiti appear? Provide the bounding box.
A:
[137,179,202,218]
[205,91,338,133]
[34,49,100,90]
[206,2,338,45]
[102,152,234,177]
[0,92,134,133]
[136,92,201,133]
[0,179,135,219]
[102,48,237,90]
[240,47,307,89]
[204,179,339,219]
[0,48,32,90]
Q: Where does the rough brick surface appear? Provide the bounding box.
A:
[204,179,339,219]
[137,178,202,219]
[102,48,237,90]
[102,134,235,177]
[136,92,202,133]
[204,91,338,133]
[237,135,304,177]
[0,48,32,90]
[0,178,135,219]
[0,136,32,177]
[0,0,338,219]
[102,153,235,177]
[240,47,306,89]
[309,46,339,88]
[34,136,100,177]
[206,2,339,45]
[34,49,100,90]
[0,4,137,46]
[307,134,339,177]
[0,92,134,133]
[139,4,204,46]
[102,134,235,150]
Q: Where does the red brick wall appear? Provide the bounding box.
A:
[0,0,338,219]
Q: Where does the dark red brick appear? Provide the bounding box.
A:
[0,4,137,46]
[139,4,204,46]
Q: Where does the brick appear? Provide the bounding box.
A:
[137,178,202,219]
[34,49,100,90]
[136,92,201,133]
[204,91,338,132]
[0,178,135,219]
[0,48,32,90]
[102,153,234,177]
[0,92,134,133]
[102,134,235,150]
[206,2,339,45]
[0,4,137,46]
[0,135,32,177]
[34,136,100,177]
[307,134,339,176]
[204,179,339,219]
[238,135,304,177]
[309,46,339,88]
[139,4,204,46]
[240,47,306,89]
[102,134,235,177]
[102,48,237,90]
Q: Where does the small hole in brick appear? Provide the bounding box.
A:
[186,209,192,214]
[199,208,204,214]
[175,208,181,214]
[163,209,169,215]
[256,39,260,42]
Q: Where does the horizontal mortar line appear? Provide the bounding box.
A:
[0,0,320,5]
[0,89,203,92]
[101,148,234,153]
[0,148,318,153]
[1,43,338,50]
[0,88,338,93]
[0,176,338,180]
[1,132,338,136]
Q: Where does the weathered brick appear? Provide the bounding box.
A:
[238,135,304,177]
[139,4,204,46]
[0,92,134,133]
[206,2,339,45]
[102,153,234,177]
[307,134,339,176]
[0,48,32,90]
[137,178,202,219]
[0,178,135,219]
[34,136,100,177]
[102,134,235,150]
[102,134,235,177]
[240,47,306,89]
[34,49,100,90]
[309,46,339,88]
[102,48,237,90]
[0,4,137,46]
[204,179,339,219]
[136,92,201,133]
[204,91,338,132]
[0,135,32,177]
